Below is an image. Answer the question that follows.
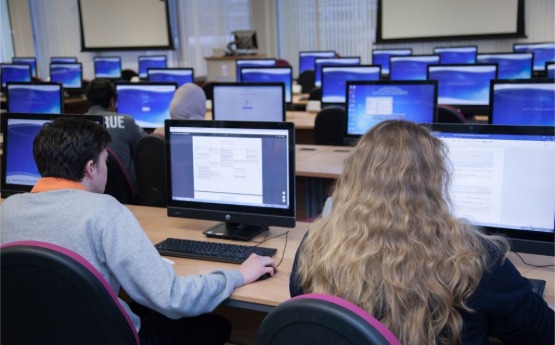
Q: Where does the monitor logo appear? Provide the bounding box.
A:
[225,214,231,221]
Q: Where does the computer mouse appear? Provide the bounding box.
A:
[256,266,276,281]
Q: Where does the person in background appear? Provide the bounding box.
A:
[85,78,145,193]
[290,120,554,345]
[0,116,277,344]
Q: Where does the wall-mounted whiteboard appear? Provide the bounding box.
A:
[376,0,525,43]
[78,0,173,51]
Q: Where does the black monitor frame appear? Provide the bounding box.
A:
[388,54,441,80]
[547,62,555,78]
[232,30,258,50]
[371,48,412,76]
[49,62,83,92]
[138,55,168,78]
[1,63,32,91]
[314,56,362,87]
[513,41,555,74]
[146,67,195,87]
[425,123,554,256]
[235,58,276,81]
[12,57,37,77]
[298,50,336,75]
[320,64,382,108]
[164,120,296,241]
[433,45,478,64]
[93,56,122,79]
[238,66,293,105]
[6,82,64,114]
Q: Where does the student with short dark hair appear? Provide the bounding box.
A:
[1,116,277,345]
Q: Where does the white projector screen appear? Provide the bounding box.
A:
[78,0,173,51]
[376,0,525,43]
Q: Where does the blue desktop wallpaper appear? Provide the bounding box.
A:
[5,120,44,186]
[8,86,61,114]
[429,67,496,105]
[240,69,291,102]
[138,58,167,78]
[116,87,175,128]
[477,55,532,79]
[372,51,411,75]
[13,59,37,77]
[236,60,276,80]
[50,65,81,88]
[346,84,436,136]
[95,60,121,78]
[299,52,336,73]
[149,71,193,87]
[491,85,555,126]
[548,64,555,78]
[321,67,380,103]
[314,58,361,86]
[436,50,477,64]
[389,57,440,80]
[515,44,555,71]
[1,65,31,87]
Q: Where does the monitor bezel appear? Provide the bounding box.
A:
[313,56,362,87]
[237,66,293,104]
[50,56,79,64]
[0,112,105,198]
[49,62,83,91]
[298,50,336,74]
[12,57,37,77]
[146,67,195,87]
[93,56,122,79]
[424,123,555,256]
[164,119,296,230]
[211,82,286,122]
[388,54,441,80]
[320,64,382,107]
[6,82,64,114]
[1,63,32,91]
[344,79,438,142]
[138,55,168,78]
[476,52,533,79]
[433,45,478,64]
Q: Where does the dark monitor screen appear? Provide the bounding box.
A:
[235,59,276,81]
[514,42,555,72]
[489,79,555,126]
[314,57,361,87]
[115,82,177,128]
[49,63,83,90]
[50,57,78,64]
[477,52,533,79]
[428,124,554,256]
[238,66,292,103]
[12,57,37,77]
[138,55,167,78]
[212,83,285,122]
[165,120,296,241]
[371,49,412,75]
[232,30,258,50]
[93,57,122,79]
[321,65,381,105]
[298,51,336,74]
[547,62,555,78]
[147,68,194,87]
[1,64,32,89]
[389,55,440,81]
[433,46,478,64]
[0,113,104,198]
[345,80,437,140]
[428,64,497,112]
[7,82,63,114]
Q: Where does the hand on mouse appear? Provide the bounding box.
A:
[239,253,277,284]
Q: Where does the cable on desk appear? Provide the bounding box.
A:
[254,230,289,267]
[512,251,555,268]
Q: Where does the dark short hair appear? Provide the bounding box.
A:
[33,116,111,181]
[85,78,116,108]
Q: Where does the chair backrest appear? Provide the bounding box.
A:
[315,106,346,146]
[104,147,138,204]
[134,135,167,207]
[275,58,291,67]
[297,70,315,94]
[202,81,214,100]
[1,241,139,345]
[257,293,402,345]
[308,86,322,101]
[436,104,467,123]
[121,69,138,82]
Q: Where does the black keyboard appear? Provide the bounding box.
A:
[155,238,277,264]
[529,278,546,297]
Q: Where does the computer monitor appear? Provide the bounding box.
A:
[477,52,533,79]
[513,42,555,72]
[547,62,555,78]
[7,82,63,114]
[147,68,194,87]
[93,57,122,79]
[212,83,285,122]
[371,49,412,76]
[298,51,336,74]
[1,64,32,89]
[115,82,177,129]
[49,63,83,91]
[433,46,478,64]
[50,57,78,64]
[345,80,437,143]
[138,55,167,78]
[389,55,440,81]
[238,66,292,103]
[489,79,555,126]
[0,113,104,198]
[235,59,276,81]
[165,120,296,241]
[314,57,361,87]
[321,65,381,106]
[428,123,554,256]
[12,57,37,77]
[231,30,258,51]
[427,64,497,114]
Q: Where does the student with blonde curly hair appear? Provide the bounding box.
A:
[290,120,554,345]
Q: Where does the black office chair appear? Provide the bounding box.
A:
[202,82,214,100]
[436,105,467,123]
[315,106,346,146]
[1,241,140,345]
[134,135,167,207]
[121,69,139,82]
[257,293,402,345]
[297,70,315,94]
[104,147,138,204]
[308,86,322,101]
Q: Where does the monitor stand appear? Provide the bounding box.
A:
[203,222,268,241]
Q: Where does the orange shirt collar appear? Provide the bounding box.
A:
[31,177,87,193]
